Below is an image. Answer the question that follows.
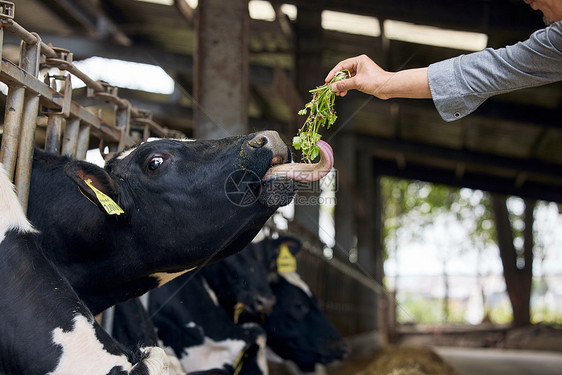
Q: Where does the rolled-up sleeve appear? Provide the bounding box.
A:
[428,21,562,122]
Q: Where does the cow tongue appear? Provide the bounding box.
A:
[263,140,334,182]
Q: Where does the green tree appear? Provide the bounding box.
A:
[382,178,536,327]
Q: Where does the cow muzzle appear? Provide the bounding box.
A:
[250,130,333,182]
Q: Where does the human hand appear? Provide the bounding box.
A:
[324,54,393,98]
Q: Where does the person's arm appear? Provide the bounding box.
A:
[326,22,562,122]
[430,21,562,121]
[325,54,431,99]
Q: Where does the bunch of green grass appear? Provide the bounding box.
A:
[293,69,350,162]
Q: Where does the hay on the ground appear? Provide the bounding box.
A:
[355,346,459,375]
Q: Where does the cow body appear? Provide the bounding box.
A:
[0,163,168,375]
[26,132,301,314]
[246,236,348,371]
[149,236,346,373]
[149,272,268,375]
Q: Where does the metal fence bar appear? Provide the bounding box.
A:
[44,114,63,154]
[75,124,91,160]
[62,117,80,158]
[14,32,41,212]
[0,85,25,179]
[15,92,39,212]
[1,1,184,212]
[43,74,70,155]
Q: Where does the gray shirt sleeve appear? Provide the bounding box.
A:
[428,21,562,122]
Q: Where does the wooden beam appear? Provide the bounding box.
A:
[373,157,562,203]
[285,0,544,37]
[357,134,562,183]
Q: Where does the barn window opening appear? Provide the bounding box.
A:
[249,0,276,21]
[71,57,175,95]
[384,19,488,51]
[135,0,174,5]
[280,4,297,21]
[248,1,296,22]
[322,11,381,37]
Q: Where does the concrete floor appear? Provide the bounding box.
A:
[435,347,562,375]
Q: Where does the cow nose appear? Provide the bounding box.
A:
[248,134,268,148]
[248,130,290,165]
[253,295,276,314]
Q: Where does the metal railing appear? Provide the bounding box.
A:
[0,1,183,211]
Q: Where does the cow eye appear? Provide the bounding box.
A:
[148,156,164,171]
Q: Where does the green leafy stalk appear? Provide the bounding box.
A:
[293,69,350,162]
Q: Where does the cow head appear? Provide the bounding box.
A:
[74,131,332,265]
[202,246,276,324]
[262,236,348,371]
[29,130,332,313]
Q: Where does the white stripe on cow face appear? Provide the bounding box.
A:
[0,163,36,243]
[48,315,133,375]
[116,147,137,160]
[116,138,197,160]
[179,336,246,373]
[278,272,313,297]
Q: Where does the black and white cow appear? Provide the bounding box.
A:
[201,246,276,324]
[148,272,268,375]
[111,298,160,351]
[0,163,169,375]
[111,298,217,375]
[149,235,347,372]
[25,132,334,315]
[251,236,348,372]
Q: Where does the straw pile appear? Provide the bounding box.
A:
[355,346,459,375]
[328,346,459,375]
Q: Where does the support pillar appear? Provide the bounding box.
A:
[333,129,356,261]
[194,0,249,139]
[291,6,323,236]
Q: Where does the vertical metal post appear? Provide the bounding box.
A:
[45,115,63,154]
[101,307,115,337]
[76,124,90,160]
[44,74,70,155]
[62,117,80,158]
[115,105,131,152]
[0,9,22,179]
[0,86,25,180]
[139,292,149,309]
[16,93,40,211]
[15,32,41,212]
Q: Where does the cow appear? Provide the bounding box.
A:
[0,162,169,375]
[148,271,268,375]
[111,298,219,375]
[25,132,334,315]
[201,246,276,324]
[250,236,348,372]
[149,234,347,372]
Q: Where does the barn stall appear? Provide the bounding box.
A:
[1,0,561,375]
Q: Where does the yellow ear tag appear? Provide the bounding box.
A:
[84,179,124,216]
[277,243,297,273]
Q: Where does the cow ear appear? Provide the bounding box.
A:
[65,161,124,216]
